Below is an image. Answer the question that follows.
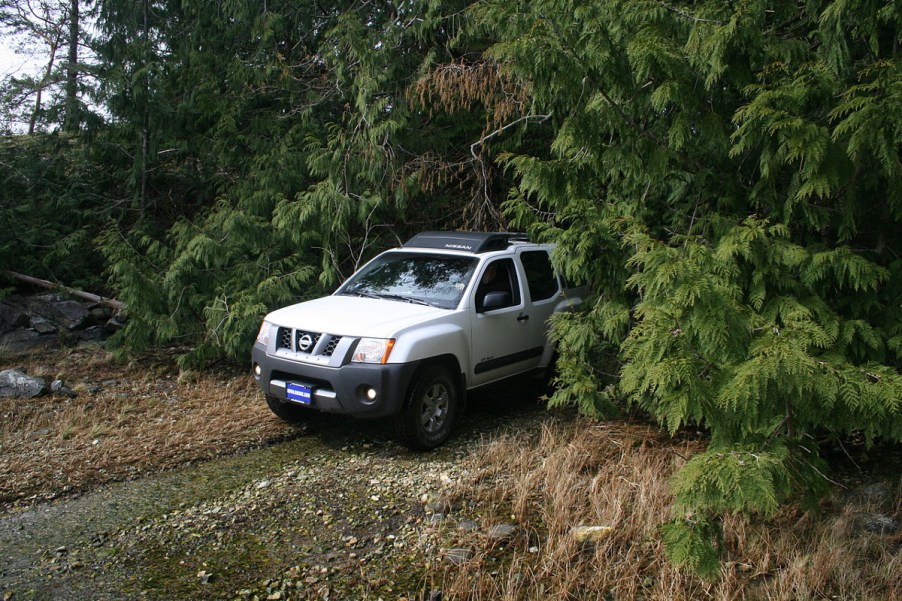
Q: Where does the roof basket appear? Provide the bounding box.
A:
[403,231,530,253]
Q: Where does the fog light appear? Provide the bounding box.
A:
[366,387,377,401]
[253,364,262,377]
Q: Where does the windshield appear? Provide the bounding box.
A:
[337,252,478,310]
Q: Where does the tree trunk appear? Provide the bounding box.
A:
[3,270,125,311]
[29,39,60,135]
[63,0,80,133]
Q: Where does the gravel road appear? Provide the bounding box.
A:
[0,384,553,600]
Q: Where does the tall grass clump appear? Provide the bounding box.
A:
[433,418,900,600]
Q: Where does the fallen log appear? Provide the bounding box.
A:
[3,270,125,311]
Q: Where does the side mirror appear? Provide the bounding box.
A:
[480,291,511,311]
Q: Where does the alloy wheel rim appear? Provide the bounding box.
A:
[420,382,449,433]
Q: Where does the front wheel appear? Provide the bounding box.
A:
[397,365,459,451]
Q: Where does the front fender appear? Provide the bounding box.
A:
[389,323,469,376]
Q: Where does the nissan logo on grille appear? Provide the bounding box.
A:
[298,333,314,351]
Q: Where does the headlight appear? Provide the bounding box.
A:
[256,321,272,346]
[352,338,395,364]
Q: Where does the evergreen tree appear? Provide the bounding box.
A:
[97,0,490,365]
[0,0,91,133]
[473,0,902,576]
[0,134,111,289]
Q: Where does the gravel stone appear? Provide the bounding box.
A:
[487,524,517,540]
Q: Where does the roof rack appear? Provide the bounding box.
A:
[403,231,530,253]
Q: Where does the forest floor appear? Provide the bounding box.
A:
[0,346,899,600]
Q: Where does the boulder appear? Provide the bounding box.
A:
[0,300,29,332]
[0,293,119,352]
[0,368,48,398]
[45,300,90,330]
[0,329,53,353]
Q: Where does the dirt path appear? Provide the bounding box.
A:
[0,434,316,599]
[0,388,550,600]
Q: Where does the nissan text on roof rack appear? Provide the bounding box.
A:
[251,231,586,450]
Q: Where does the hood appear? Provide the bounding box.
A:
[265,295,448,338]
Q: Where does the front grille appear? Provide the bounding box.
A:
[278,328,293,350]
[323,336,342,356]
[276,328,342,357]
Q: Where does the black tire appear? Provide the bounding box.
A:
[265,394,317,426]
[537,351,560,398]
[397,364,459,451]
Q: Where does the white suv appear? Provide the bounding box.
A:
[252,232,585,449]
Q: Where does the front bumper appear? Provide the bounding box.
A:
[251,343,419,418]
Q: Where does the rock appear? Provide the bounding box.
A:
[0,300,29,331]
[50,379,77,398]
[456,518,479,532]
[197,570,213,584]
[571,525,615,545]
[424,493,453,515]
[89,307,112,323]
[74,326,105,342]
[0,369,48,398]
[104,315,126,334]
[45,300,89,330]
[443,548,472,565]
[0,295,118,352]
[487,524,516,540]
[30,316,56,334]
[0,329,50,353]
[854,513,900,535]
[841,482,896,511]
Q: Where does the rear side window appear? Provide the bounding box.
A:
[521,250,559,302]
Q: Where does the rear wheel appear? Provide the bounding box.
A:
[397,365,459,451]
[265,394,317,427]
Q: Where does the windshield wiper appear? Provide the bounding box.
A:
[341,290,432,306]
[398,296,432,307]
[373,293,432,306]
[342,290,382,300]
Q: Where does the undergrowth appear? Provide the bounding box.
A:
[432,419,901,600]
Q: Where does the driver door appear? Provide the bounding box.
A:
[469,258,543,386]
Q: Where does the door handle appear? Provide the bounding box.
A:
[517,313,529,322]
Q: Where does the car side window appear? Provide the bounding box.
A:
[520,250,559,302]
[475,258,520,311]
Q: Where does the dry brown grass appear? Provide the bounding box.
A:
[434,418,901,601]
[0,347,294,507]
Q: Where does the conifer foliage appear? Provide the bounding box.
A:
[93,0,488,365]
[2,0,900,578]
[479,0,902,574]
